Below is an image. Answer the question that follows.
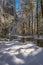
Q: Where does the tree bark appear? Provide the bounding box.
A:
[41,0,43,18]
[36,0,39,36]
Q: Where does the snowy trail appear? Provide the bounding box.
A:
[0,41,43,65]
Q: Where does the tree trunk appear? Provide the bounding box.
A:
[41,0,43,18]
[29,15,30,35]
[32,10,33,35]
[36,0,39,36]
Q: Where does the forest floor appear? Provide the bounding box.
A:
[0,40,43,65]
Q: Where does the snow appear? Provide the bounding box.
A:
[0,40,43,65]
[34,35,43,40]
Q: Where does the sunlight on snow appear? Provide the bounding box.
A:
[10,42,34,50]
[1,41,42,57]
[32,48,42,56]
[14,56,25,64]
[0,41,43,65]
[20,49,35,57]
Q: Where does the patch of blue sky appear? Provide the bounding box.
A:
[38,1,41,9]
[15,0,19,9]
[34,0,41,9]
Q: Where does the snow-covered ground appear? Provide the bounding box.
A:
[0,40,43,65]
